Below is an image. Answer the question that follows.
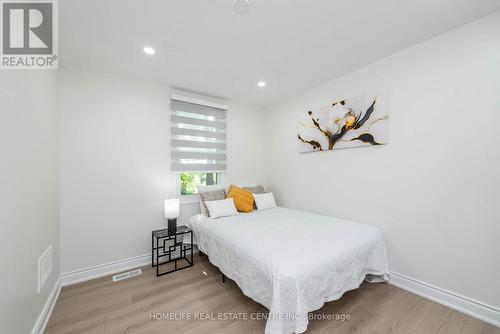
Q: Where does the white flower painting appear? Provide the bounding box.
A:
[297,92,388,153]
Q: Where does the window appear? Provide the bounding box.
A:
[171,94,227,196]
[180,172,218,195]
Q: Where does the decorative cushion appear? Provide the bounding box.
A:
[254,192,277,210]
[204,198,238,219]
[244,185,266,194]
[198,188,226,216]
[227,185,255,213]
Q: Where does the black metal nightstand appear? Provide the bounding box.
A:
[151,225,193,277]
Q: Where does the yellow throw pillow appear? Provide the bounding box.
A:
[227,185,254,213]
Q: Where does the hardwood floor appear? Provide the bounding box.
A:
[47,256,499,334]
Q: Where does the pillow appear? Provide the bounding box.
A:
[204,198,238,219]
[227,185,255,213]
[198,188,226,216]
[244,185,266,209]
[254,192,277,210]
[243,185,266,194]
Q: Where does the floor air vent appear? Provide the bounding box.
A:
[113,269,142,282]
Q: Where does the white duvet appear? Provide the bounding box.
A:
[189,207,389,334]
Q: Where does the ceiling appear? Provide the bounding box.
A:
[60,0,500,107]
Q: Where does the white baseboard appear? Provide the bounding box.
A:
[61,246,200,287]
[31,276,62,334]
[389,271,500,328]
[61,254,151,286]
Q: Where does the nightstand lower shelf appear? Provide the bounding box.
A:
[152,227,193,277]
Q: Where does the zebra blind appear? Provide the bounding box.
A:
[171,95,227,172]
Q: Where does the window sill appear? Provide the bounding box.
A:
[180,195,199,205]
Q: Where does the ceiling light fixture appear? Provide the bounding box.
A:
[257,81,266,88]
[233,0,250,15]
[143,46,156,55]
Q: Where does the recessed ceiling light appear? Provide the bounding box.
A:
[143,46,155,55]
[257,81,266,87]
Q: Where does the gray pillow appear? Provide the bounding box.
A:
[244,185,266,194]
[198,189,226,216]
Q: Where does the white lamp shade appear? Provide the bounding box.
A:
[164,199,180,219]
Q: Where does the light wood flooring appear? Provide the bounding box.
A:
[46,256,500,334]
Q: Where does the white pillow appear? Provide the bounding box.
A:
[254,192,277,210]
[204,198,238,219]
[196,184,229,216]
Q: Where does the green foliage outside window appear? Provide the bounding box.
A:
[180,172,217,195]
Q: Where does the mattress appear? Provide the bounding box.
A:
[189,207,389,334]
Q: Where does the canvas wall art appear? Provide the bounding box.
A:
[297,92,388,153]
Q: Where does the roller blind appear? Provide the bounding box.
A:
[171,95,227,172]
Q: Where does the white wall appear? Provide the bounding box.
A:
[0,71,59,333]
[266,12,500,308]
[59,65,267,273]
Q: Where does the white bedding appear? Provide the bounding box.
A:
[189,207,389,334]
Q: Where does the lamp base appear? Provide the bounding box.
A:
[167,218,177,235]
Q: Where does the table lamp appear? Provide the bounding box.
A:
[164,199,180,235]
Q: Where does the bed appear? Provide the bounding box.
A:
[188,207,389,334]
